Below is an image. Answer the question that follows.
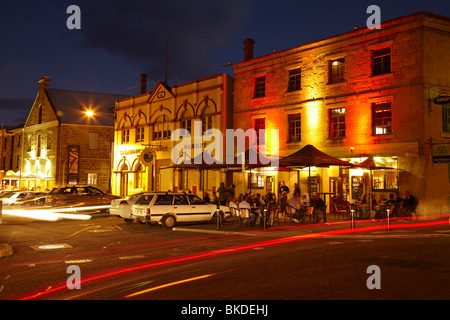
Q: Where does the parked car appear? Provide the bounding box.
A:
[110,192,146,221]
[0,191,35,206]
[46,185,121,207]
[130,192,231,228]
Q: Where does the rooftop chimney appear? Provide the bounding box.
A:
[38,76,50,90]
[243,38,255,61]
[140,74,147,94]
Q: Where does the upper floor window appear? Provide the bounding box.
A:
[288,113,301,141]
[287,68,301,92]
[254,118,265,145]
[253,76,266,98]
[329,108,346,139]
[153,115,171,140]
[136,127,145,142]
[372,101,392,135]
[372,47,391,76]
[329,58,345,83]
[122,129,130,144]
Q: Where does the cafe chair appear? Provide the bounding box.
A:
[229,207,241,225]
[333,203,348,220]
[239,208,255,227]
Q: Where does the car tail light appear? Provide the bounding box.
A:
[120,200,129,205]
[146,208,151,215]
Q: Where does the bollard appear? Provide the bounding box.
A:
[216,203,220,230]
[263,206,267,230]
[386,208,390,231]
[350,209,355,230]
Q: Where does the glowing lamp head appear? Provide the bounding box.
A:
[86,110,94,117]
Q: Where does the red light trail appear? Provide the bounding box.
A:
[14,219,449,300]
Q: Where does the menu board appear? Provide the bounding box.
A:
[351,176,363,200]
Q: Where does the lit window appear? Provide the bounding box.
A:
[87,173,97,187]
[329,58,345,83]
[372,101,392,135]
[372,47,391,76]
[329,108,346,139]
[372,158,398,191]
[287,68,301,92]
[288,113,301,141]
[253,76,266,98]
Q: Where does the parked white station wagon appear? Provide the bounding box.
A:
[130,192,231,228]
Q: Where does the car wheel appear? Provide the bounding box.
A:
[123,218,134,222]
[162,215,176,229]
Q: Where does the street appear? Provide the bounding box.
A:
[1,211,450,305]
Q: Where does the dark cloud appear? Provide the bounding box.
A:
[76,0,252,79]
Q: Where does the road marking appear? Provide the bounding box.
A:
[64,259,92,264]
[124,273,216,298]
[118,255,146,260]
[66,225,99,238]
[31,243,73,251]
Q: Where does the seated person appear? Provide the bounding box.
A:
[288,191,307,223]
[401,191,417,217]
[310,192,325,223]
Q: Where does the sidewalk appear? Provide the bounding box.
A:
[174,212,355,235]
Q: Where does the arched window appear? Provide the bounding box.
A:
[201,105,213,134]
[153,115,171,140]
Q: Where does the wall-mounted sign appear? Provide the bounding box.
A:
[434,95,450,105]
[432,145,450,164]
[141,148,156,166]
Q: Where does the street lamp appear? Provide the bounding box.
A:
[85,110,94,117]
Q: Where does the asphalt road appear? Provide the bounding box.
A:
[1,212,449,307]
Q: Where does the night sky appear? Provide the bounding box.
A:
[1,0,450,127]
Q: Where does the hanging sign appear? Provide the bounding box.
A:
[141,148,156,166]
[434,96,450,105]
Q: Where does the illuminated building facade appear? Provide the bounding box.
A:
[18,76,126,192]
[233,12,450,215]
[112,73,234,197]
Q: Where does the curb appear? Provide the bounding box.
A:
[0,244,13,258]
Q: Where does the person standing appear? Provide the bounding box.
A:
[217,182,227,205]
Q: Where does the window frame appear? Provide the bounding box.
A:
[253,76,266,98]
[372,101,392,136]
[372,47,391,76]
[329,107,346,139]
[329,58,345,83]
[288,113,301,142]
[287,68,301,92]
